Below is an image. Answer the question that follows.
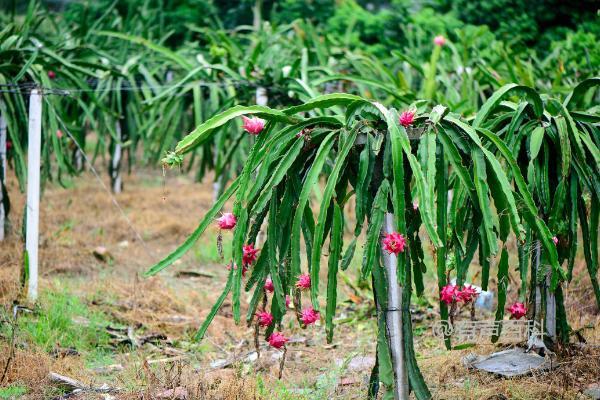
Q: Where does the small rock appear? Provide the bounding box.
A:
[93,246,113,262]
[210,358,229,369]
[71,316,90,326]
[162,315,194,324]
[584,383,600,399]
[156,387,188,399]
[244,351,258,363]
[93,364,124,374]
[338,376,360,386]
[118,240,129,248]
[347,355,376,372]
[204,369,235,382]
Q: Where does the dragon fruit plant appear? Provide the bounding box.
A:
[145,83,570,397]
[474,78,600,344]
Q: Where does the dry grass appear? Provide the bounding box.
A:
[419,343,600,399]
[0,345,51,390]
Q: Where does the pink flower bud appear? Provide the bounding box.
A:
[56,129,63,139]
[216,213,236,230]
[412,201,419,211]
[267,332,288,349]
[508,302,527,319]
[285,295,291,308]
[434,35,446,46]
[440,284,458,305]
[300,307,320,325]
[256,311,273,327]
[399,110,415,128]
[242,116,265,135]
[264,277,274,293]
[552,236,559,246]
[242,243,259,266]
[295,274,311,290]
[382,232,406,255]
[457,285,479,303]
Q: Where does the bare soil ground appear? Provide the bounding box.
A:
[1,168,598,399]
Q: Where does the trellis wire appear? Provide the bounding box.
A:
[49,99,156,263]
[0,79,285,95]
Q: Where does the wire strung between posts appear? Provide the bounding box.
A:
[48,97,156,263]
[0,79,283,95]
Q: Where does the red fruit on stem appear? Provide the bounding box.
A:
[264,277,275,293]
[216,213,236,230]
[242,116,265,135]
[382,232,406,255]
[399,110,415,127]
[242,243,259,266]
[300,307,320,325]
[440,284,458,305]
[508,302,527,319]
[256,311,273,327]
[267,332,288,349]
[295,273,311,290]
[457,284,479,303]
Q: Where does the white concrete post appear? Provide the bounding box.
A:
[253,0,262,30]
[111,120,122,194]
[381,213,409,400]
[26,89,42,302]
[545,272,557,341]
[0,100,7,241]
[256,87,268,106]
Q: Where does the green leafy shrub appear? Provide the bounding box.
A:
[449,0,598,48]
[551,29,600,78]
[326,0,408,56]
[271,0,336,25]
[63,0,217,45]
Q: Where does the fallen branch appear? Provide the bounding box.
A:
[49,372,119,393]
[174,270,215,278]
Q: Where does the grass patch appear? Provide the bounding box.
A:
[0,385,27,399]
[194,232,233,265]
[1,288,114,364]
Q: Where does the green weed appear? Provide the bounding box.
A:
[2,288,114,365]
[193,232,232,265]
[0,385,27,399]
